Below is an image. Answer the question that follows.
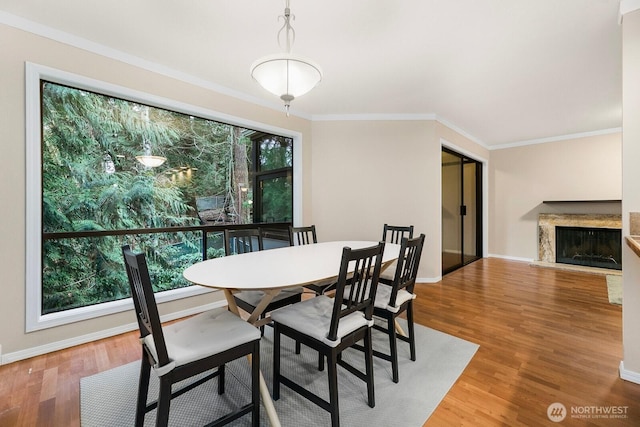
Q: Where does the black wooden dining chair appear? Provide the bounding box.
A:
[224,228,263,255]
[382,223,414,244]
[289,224,318,246]
[121,245,261,427]
[355,234,425,383]
[271,242,386,427]
[225,228,303,335]
[379,224,414,283]
[289,225,336,296]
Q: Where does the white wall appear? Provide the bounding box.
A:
[621,7,640,382]
[489,132,622,261]
[310,119,440,280]
[309,119,489,282]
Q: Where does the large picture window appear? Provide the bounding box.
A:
[26,63,302,331]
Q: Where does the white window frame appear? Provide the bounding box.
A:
[25,62,303,332]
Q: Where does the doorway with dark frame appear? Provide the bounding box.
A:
[442,147,483,274]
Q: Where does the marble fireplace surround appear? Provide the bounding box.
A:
[538,213,622,264]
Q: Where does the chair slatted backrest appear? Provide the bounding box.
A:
[328,242,385,342]
[289,225,318,246]
[382,224,414,244]
[388,234,425,307]
[224,228,264,255]
[122,245,170,366]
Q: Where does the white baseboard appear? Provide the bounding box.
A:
[488,253,534,263]
[619,361,640,384]
[0,301,226,366]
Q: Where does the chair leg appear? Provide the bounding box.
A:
[327,350,340,427]
[295,340,301,354]
[318,351,325,371]
[135,356,151,427]
[388,316,399,383]
[364,328,376,408]
[156,377,172,427]
[251,342,261,427]
[218,364,225,395]
[273,324,281,401]
[407,304,416,361]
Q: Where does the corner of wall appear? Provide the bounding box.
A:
[619,361,640,384]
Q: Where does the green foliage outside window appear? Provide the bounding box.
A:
[40,81,292,314]
[258,175,293,223]
[254,136,293,223]
[259,136,292,171]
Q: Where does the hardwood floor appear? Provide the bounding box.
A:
[421,258,640,426]
[1,258,639,426]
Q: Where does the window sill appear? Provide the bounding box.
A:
[27,285,214,332]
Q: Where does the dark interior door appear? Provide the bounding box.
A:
[442,147,483,274]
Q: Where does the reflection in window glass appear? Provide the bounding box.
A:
[40,81,292,314]
[258,174,293,223]
[259,135,293,171]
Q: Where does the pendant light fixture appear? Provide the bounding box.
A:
[250,0,322,115]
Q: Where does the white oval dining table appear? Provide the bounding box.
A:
[183,240,400,427]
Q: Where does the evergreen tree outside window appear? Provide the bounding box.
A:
[26,64,297,330]
[252,134,293,223]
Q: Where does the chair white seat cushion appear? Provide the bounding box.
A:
[234,287,304,307]
[379,260,398,281]
[270,296,373,348]
[143,307,260,374]
[374,283,416,314]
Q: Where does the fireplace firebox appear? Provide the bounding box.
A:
[555,226,622,270]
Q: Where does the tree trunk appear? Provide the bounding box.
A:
[232,127,249,224]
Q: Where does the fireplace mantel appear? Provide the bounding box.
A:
[538,214,622,263]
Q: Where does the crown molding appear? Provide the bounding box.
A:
[619,0,640,24]
[311,113,490,149]
[434,115,489,149]
[0,11,313,121]
[0,11,488,146]
[0,10,618,150]
[311,113,436,121]
[489,127,622,150]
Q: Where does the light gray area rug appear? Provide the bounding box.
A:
[606,275,622,305]
[81,320,478,426]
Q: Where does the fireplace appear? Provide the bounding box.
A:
[555,226,622,270]
[537,213,622,270]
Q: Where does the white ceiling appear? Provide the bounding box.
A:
[0,0,623,147]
